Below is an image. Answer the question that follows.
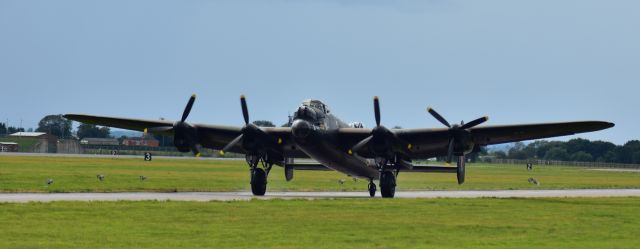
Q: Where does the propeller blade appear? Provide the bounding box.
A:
[427,107,451,128]
[351,135,373,154]
[181,94,197,122]
[460,116,489,129]
[446,139,455,163]
[373,96,381,126]
[220,134,243,155]
[240,95,249,125]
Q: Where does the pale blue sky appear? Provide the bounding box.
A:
[0,0,637,144]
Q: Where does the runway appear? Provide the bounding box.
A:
[1,189,640,202]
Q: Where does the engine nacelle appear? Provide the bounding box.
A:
[173,122,197,153]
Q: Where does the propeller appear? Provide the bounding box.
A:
[351,97,380,154]
[143,94,201,156]
[176,94,201,156]
[219,95,275,156]
[144,95,197,135]
[374,96,381,126]
[219,95,249,155]
[350,96,409,158]
[426,107,488,163]
[241,95,249,125]
[181,94,196,123]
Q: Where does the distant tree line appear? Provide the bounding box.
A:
[0,123,25,135]
[488,139,640,164]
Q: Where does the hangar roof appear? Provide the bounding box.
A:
[9,132,46,137]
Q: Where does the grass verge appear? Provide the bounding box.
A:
[0,198,639,248]
[0,156,639,192]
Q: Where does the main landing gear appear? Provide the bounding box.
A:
[380,171,396,198]
[246,154,272,196]
[368,157,398,198]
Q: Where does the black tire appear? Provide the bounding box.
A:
[251,168,267,196]
[368,182,376,197]
[380,171,396,198]
[285,165,294,182]
[457,156,465,185]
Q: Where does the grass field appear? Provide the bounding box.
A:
[1,156,639,193]
[1,198,639,248]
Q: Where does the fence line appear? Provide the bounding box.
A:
[488,158,640,169]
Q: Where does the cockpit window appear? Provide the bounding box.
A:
[301,99,330,114]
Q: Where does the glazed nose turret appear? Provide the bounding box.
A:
[291,119,312,138]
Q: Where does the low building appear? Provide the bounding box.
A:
[0,142,19,152]
[122,137,160,147]
[9,132,56,139]
[9,132,58,153]
[80,138,120,146]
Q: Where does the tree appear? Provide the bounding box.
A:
[616,140,640,164]
[633,151,640,164]
[589,140,616,161]
[571,151,594,162]
[508,142,528,159]
[597,151,617,162]
[252,120,275,127]
[544,147,569,161]
[533,141,564,159]
[0,123,21,135]
[36,115,72,138]
[565,138,591,155]
[76,123,111,139]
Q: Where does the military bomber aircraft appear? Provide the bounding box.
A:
[65,95,614,198]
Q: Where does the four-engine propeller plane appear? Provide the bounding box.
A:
[65,95,614,198]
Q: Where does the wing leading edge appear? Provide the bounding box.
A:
[63,114,300,155]
[469,121,615,145]
[336,121,613,159]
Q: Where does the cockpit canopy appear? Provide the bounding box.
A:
[301,99,330,114]
[293,99,330,122]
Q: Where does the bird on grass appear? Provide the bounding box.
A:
[527,177,540,185]
[139,175,147,181]
[46,178,54,185]
[338,179,346,185]
[96,174,105,181]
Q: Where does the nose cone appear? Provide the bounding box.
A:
[291,119,312,138]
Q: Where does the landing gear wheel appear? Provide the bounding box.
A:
[251,168,267,196]
[368,181,377,197]
[457,156,465,185]
[380,171,396,198]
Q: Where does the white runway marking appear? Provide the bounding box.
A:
[1,189,640,202]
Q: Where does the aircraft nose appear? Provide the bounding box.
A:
[291,119,312,138]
